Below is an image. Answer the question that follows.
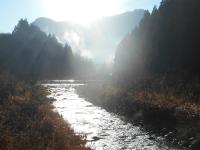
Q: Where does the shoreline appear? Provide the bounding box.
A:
[0,73,90,150]
[76,83,200,150]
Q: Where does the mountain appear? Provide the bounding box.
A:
[33,9,145,63]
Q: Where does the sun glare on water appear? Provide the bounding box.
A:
[42,0,119,25]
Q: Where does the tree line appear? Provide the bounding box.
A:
[114,0,200,83]
[0,19,95,80]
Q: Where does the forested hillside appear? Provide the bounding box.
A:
[0,19,73,79]
[0,19,95,80]
[115,0,200,83]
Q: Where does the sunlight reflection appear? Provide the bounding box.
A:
[68,80,75,83]
[43,82,178,150]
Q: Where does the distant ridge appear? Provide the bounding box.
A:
[33,9,145,63]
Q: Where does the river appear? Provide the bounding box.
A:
[43,80,181,150]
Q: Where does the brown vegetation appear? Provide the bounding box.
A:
[0,72,90,150]
[76,82,200,149]
[78,81,200,117]
[129,91,200,116]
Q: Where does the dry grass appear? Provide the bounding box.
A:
[76,82,200,149]
[129,91,200,116]
[0,73,91,150]
[78,82,200,117]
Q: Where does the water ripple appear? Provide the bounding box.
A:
[43,82,180,150]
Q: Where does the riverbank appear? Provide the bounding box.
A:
[76,82,200,150]
[0,73,90,150]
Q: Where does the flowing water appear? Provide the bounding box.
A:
[43,81,181,150]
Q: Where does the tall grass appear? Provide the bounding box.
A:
[0,72,90,150]
[77,77,200,117]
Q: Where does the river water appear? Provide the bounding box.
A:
[43,81,181,150]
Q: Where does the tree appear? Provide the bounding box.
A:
[114,0,200,83]
[0,19,74,80]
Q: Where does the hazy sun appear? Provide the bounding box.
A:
[42,0,119,25]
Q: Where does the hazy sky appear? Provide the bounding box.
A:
[0,0,161,33]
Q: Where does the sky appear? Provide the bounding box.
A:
[0,0,161,33]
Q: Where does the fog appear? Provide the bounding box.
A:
[33,10,145,64]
